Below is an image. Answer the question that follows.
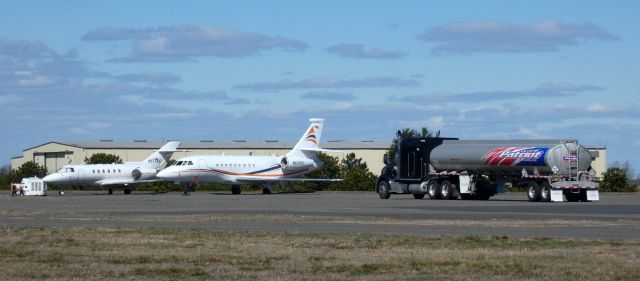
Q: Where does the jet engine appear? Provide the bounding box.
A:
[131,168,157,181]
[280,156,315,171]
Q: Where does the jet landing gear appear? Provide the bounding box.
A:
[231,185,241,195]
[58,188,65,196]
[262,183,273,195]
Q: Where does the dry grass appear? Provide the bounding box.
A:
[0,227,638,281]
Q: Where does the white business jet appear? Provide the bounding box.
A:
[43,141,180,195]
[156,119,340,194]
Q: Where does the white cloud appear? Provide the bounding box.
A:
[395,82,603,104]
[236,76,419,91]
[326,43,405,59]
[333,102,353,110]
[17,75,55,87]
[83,25,308,62]
[586,103,613,112]
[419,20,618,54]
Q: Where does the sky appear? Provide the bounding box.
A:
[0,1,638,174]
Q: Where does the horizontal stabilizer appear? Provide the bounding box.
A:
[300,147,349,153]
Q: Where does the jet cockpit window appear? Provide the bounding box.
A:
[65,167,74,173]
[175,161,183,166]
[188,161,194,165]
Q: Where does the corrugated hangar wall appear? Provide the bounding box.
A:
[11,141,606,177]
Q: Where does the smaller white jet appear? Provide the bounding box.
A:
[43,141,180,195]
[156,119,341,194]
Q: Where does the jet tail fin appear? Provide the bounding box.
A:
[287,118,324,158]
[142,141,181,170]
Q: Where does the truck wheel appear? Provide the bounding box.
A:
[377,181,391,199]
[527,182,541,202]
[412,193,425,199]
[565,191,581,202]
[579,190,591,202]
[540,182,551,202]
[476,193,491,200]
[427,180,441,199]
[124,188,132,195]
[440,180,452,200]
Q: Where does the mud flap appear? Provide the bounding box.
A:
[550,189,563,202]
[587,190,599,201]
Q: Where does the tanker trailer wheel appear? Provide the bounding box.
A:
[527,181,541,202]
[377,181,391,199]
[440,180,453,200]
[540,182,552,202]
[427,180,441,199]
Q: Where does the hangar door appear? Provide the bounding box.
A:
[36,152,73,173]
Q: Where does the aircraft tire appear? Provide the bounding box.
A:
[231,186,241,195]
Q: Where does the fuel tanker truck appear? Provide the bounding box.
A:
[376,137,599,202]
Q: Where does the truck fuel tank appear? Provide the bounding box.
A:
[429,139,593,175]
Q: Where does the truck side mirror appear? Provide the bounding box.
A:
[383,154,388,165]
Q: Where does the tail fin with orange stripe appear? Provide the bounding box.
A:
[287,118,324,158]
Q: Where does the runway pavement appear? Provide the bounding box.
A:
[1,191,639,240]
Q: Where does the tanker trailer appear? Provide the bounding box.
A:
[376,137,599,202]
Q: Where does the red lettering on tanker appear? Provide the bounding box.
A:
[482,147,548,166]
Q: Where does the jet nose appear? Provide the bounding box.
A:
[155,169,173,180]
[43,173,64,184]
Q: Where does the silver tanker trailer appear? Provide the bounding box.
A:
[376,137,599,202]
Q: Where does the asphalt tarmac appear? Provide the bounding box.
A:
[1,191,639,240]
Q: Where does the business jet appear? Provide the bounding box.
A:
[156,119,341,194]
[43,141,180,195]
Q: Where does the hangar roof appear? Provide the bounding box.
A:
[22,140,390,152]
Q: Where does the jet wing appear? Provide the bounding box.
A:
[236,176,342,183]
[95,178,160,186]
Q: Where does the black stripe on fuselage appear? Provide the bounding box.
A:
[244,165,282,175]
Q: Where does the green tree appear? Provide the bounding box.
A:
[600,167,634,192]
[85,153,123,164]
[300,152,341,191]
[7,161,48,183]
[336,153,377,191]
[0,164,11,188]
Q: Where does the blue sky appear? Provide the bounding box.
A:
[1,1,638,174]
